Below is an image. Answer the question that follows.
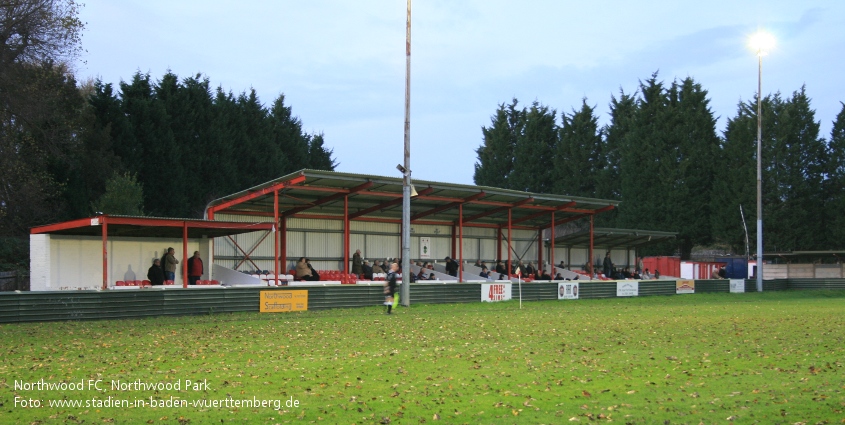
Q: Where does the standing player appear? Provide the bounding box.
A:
[384,262,399,314]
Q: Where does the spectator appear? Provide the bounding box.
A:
[711,266,721,279]
[295,257,318,281]
[164,248,179,282]
[554,272,564,280]
[718,265,727,279]
[416,268,426,280]
[602,252,613,279]
[636,257,644,274]
[362,261,374,280]
[372,261,385,274]
[642,268,652,279]
[479,266,490,279]
[187,251,203,285]
[426,263,434,270]
[444,256,458,277]
[538,269,552,280]
[495,260,506,275]
[307,259,320,281]
[513,260,524,274]
[654,269,661,279]
[622,267,632,279]
[525,261,536,276]
[558,260,566,269]
[147,258,165,286]
[352,249,363,276]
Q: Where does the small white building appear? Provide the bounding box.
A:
[29,215,273,290]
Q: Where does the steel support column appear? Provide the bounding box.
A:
[589,215,594,276]
[274,190,280,285]
[550,211,555,272]
[537,229,543,273]
[281,218,287,275]
[344,195,350,276]
[182,222,188,288]
[101,217,108,290]
[459,204,463,282]
[507,209,512,277]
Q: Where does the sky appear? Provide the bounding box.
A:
[75,0,845,185]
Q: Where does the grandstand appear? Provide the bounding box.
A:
[30,169,627,290]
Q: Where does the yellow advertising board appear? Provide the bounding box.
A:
[260,290,308,312]
[676,279,695,294]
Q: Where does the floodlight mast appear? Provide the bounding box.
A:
[751,30,773,292]
[400,0,412,307]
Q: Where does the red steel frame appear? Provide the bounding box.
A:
[229,232,270,270]
[344,195,350,276]
[507,209,512,277]
[30,216,274,290]
[199,175,617,286]
[206,174,306,220]
[550,211,555,273]
[182,222,188,288]
[274,190,280,285]
[459,204,463,282]
[537,229,543,274]
[101,217,108,290]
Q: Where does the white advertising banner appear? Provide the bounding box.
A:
[419,237,432,259]
[729,279,745,293]
[558,282,579,300]
[616,281,639,297]
[481,283,512,302]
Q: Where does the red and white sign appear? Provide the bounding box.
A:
[481,283,512,302]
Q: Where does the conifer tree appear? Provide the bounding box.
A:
[474,99,522,188]
[764,87,826,251]
[555,99,602,197]
[711,98,759,253]
[826,102,845,247]
[512,102,557,192]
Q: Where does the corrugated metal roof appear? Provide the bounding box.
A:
[551,227,677,249]
[205,169,619,229]
[31,215,274,238]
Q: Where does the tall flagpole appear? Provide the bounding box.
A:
[400,0,412,306]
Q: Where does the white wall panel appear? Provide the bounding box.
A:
[366,235,401,259]
[305,232,343,258]
[43,235,200,290]
[288,217,343,231]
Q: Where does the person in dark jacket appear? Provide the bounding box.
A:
[384,262,399,314]
[445,256,458,277]
[495,260,506,275]
[602,252,613,278]
[352,249,363,276]
[147,259,165,286]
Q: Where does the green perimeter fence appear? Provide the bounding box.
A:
[0,278,843,324]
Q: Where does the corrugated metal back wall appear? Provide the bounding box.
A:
[2,279,844,323]
[214,213,539,273]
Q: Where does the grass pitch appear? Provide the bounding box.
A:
[2,290,844,424]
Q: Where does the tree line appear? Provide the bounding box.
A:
[474,73,845,259]
[0,1,335,270]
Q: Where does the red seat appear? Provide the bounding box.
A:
[165,280,174,285]
[115,281,125,286]
[211,280,219,285]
